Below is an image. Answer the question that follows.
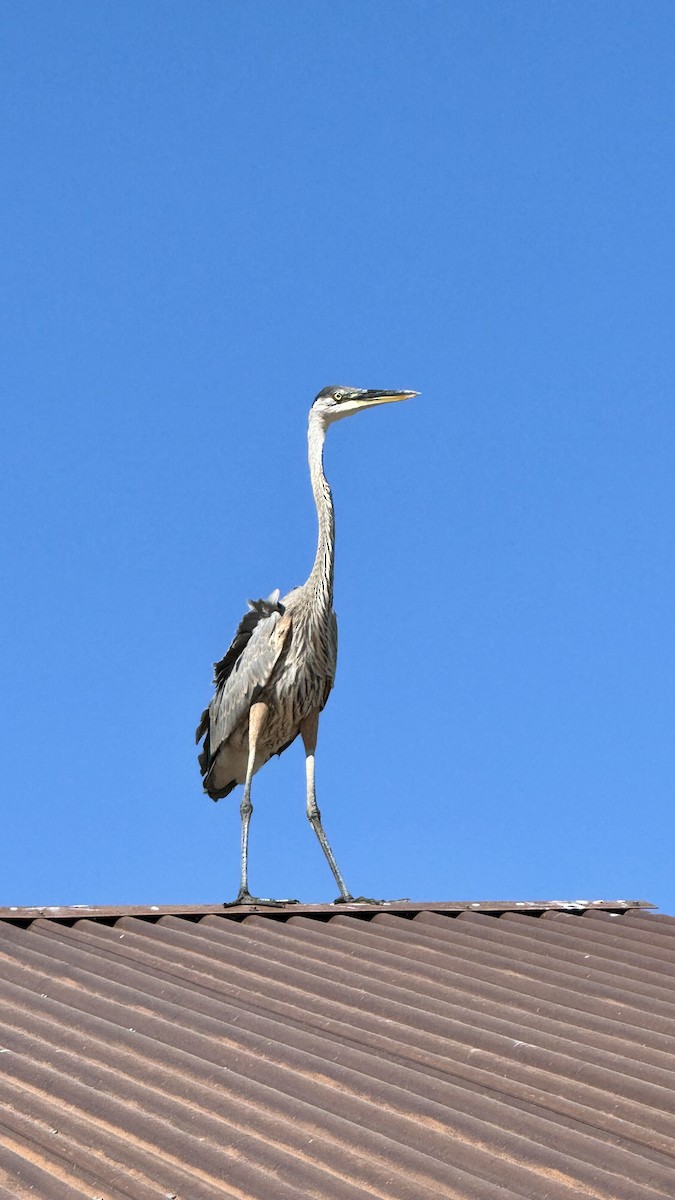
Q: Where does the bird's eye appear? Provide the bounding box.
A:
[334,391,344,401]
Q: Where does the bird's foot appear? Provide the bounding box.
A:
[332,894,385,906]
[223,891,299,908]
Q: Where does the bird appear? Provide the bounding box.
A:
[196,385,419,906]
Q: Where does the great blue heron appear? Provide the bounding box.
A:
[196,385,419,905]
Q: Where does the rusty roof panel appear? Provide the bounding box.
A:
[0,903,673,1199]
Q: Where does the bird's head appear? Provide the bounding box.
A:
[311,385,419,425]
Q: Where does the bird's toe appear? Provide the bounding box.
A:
[223,892,299,908]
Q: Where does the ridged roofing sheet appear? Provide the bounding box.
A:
[0,902,673,1199]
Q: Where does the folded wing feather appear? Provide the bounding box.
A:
[196,591,291,782]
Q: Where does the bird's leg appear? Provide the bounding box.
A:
[300,710,353,903]
[224,701,298,908]
[236,701,265,901]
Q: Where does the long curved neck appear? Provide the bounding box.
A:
[307,413,335,610]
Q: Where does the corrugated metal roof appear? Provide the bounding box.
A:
[0,900,673,1199]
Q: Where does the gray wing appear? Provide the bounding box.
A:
[196,592,292,783]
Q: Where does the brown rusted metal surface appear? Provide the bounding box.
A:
[0,903,673,1199]
[0,897,655,924]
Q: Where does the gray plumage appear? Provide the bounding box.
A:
[196,385,418,905]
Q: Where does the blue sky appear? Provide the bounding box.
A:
[2,1,674,912]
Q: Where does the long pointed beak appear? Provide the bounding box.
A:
[352,389,419,407]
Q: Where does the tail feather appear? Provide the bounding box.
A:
[203,764,237,802]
